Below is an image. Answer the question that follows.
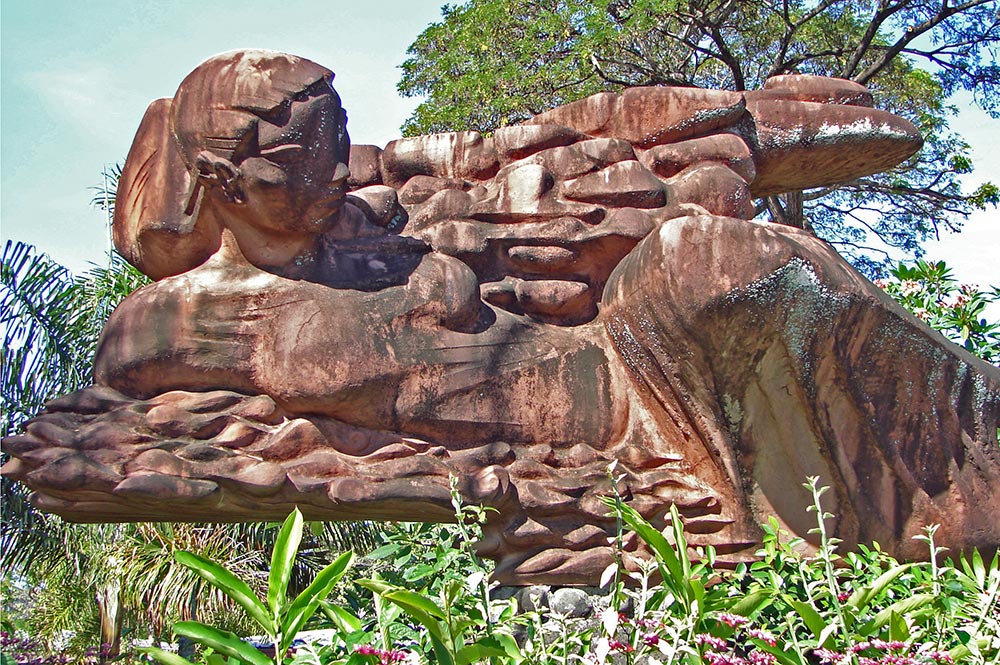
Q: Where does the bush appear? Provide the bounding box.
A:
[876,259,1000,363]
[128,473,999,664]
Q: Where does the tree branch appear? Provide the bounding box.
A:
[853,0,996,84]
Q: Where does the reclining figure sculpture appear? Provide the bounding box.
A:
[4,50,999,585]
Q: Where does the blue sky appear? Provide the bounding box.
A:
[1,0,996,292]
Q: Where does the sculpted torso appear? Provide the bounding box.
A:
[4,49,999,585]
[95,239,625,448]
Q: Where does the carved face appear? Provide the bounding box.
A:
[233,84,351,236]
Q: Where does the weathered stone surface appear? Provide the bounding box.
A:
[397,175,470,205]
[113,98,220,280]
[4,50,997,588]
[641,133,756,182]
[347,144,383,188]
[347,185,407,229]
[528,87,746,147]
[549,588,593,618]
[745,99,923,196]
[755,74,874,106]
[493,124,588,161]
[381,131,499,188]
[564,161,666,208]
[661,162,756,219]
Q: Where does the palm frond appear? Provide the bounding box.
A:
[1,240,93,435]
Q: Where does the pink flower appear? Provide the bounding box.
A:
[813,648,846,663]
[696,633,729,649]
[608,639,634,653]
[926,651,954,664]
[746,628,777,647]
[717,612,750,628]
[354,644,407,664]
[642,632,660,646]
[748,649,777,665]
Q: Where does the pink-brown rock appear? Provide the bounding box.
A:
[641,133,756,182]
[4,50,996,588]
[746,99,923,196]
[381,131,499,188]
[755,74,874,106]
[661,162,756,219]
[528,87,746,148]
[493,124,588,161]
[564,161,666,208]
[347,144,383,188]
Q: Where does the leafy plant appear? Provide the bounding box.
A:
[358,478,521,665]
[875,259,1000,363]
[140,509,354,665]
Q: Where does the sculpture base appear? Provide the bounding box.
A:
[1,385,761,585]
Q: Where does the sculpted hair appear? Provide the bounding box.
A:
[171,49,337,168]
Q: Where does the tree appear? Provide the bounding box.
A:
[398,0,999,275]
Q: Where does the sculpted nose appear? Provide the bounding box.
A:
[332,161,351,185]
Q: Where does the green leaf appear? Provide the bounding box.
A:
[385,587,449,622]
[268,508,304,619]
[175,551,274,635]
[358,581,454,664]
[727,588,773,617]
[601,496,686,598]
[888,610,910,643]
[173,621,273,665]
[321,600,363,634]
[490,633,525,662]
[136,647,198,665]
[860,593,936,634]
[847,563,913,610]
[367,543,400,560]
[281,551,354,655]
[785,596,828,641]
[668,504,692,579]
[457,637,513,665]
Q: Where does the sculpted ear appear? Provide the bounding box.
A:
[194,150,245,204]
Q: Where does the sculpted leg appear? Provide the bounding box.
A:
[602,214,1000,558]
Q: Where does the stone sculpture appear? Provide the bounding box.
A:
[4,50,999,585]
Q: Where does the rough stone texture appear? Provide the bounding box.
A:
[4,52,998,587]
[548,588,594,618]
[347,144,383,188]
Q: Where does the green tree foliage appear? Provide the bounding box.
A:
[398,0,999,274]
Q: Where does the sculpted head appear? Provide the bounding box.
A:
[113,50,353,278]
[173,50,352,237]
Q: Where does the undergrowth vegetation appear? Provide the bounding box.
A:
[7,475,991,665]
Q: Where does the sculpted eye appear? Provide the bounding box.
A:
[259,144,306,163]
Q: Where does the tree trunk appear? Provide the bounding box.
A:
[766,190,810,232]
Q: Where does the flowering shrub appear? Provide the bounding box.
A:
[11,477,997,664]
[875,259,1000,363]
